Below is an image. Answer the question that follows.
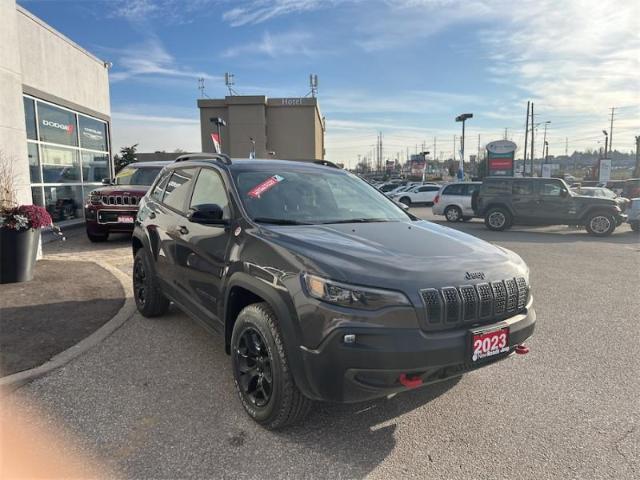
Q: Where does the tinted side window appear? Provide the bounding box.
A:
[539,180,563,197]
[466,184,480,195]
[190,168,230,218]
[151,173,170,202]
[418,186,439,192]
[512,181,533,195]
[443,184,464,195]
[484,180,511,194]
[163,169,197,212]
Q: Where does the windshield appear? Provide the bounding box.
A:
[115,166,162,186]
[232,168,411,225]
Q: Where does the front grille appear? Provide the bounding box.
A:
[101,195,139,206]
[420,277,529,327]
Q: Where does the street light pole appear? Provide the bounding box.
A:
[455,113,473,181]
[542,121,551,164]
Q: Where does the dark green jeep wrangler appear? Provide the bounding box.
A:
[474,177,627,236]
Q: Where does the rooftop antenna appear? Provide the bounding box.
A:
[306,74,318,97]
[197,77,208,98]
[225,72,238,96]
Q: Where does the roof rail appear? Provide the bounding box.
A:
[174,153,232,165]
[313,159,340,169]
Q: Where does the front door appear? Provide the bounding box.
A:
[533,179,572,223]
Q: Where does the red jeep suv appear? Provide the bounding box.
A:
[84,161,169,242]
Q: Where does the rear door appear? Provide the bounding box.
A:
[156,168,199,305]
[414,185,440,203]
[511,180,538,221]
[173,167,233,328]
[462,183,480,216]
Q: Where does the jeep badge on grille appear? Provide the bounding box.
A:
[465,271,485,280]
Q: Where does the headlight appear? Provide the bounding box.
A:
[303,273,410,310]
[88,191,102,204]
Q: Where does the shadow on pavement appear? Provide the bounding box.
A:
[429,219,640,245]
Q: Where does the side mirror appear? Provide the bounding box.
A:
[101,177,112,185]
[188,204,227,225]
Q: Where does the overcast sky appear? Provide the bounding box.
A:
[20,0,639,168]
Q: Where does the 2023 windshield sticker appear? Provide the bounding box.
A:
[247,175,284,198]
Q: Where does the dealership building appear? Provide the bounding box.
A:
[198,96,325,161]
[0,0,111,225]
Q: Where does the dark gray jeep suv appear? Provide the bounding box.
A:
[475,177,627,236]
[132,154,536,428]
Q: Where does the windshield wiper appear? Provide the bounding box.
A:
[321,218,390,224]
[253,217,313,225]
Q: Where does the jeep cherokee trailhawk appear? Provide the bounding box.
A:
[132,154,536,428]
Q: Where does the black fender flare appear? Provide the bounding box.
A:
[223,272,318,400]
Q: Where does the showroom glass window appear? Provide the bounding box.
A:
[25,95,111,225]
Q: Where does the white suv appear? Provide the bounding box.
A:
[390,184,441,206]
[432,181,481,222]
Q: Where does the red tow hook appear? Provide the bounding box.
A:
[399,373,423,389]
[515,344,530,355]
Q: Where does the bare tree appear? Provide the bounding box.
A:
[0,151,18,211]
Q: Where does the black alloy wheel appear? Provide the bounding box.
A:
[234,327,273,407]
[132,249,169,317]
[133,255,147,309]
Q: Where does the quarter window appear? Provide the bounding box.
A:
[163,169,197,212]
[151,173,170,202]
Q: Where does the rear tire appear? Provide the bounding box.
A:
[87,230,108,242]
[399,197,411,207]
[133,248,170,317]
[585,212,616,236]
[484,207,512,231]
[231,302,312,429]
[444,206,462,222]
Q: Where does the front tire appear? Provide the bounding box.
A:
[231,302,312,429]
[133,248,170,317]
[445,206,462,222]
[399,196,411,207]
[484,207,512,231]
[585,212,616,236]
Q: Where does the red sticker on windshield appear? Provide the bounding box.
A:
[248,175,284,198]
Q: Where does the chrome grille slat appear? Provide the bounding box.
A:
[101,195,139,206]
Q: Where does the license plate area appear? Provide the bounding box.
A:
[469,324,509,363]
[118,216,134,223]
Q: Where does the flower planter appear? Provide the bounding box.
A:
[0,227,40,284]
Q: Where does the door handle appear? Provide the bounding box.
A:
[178,225,189,235]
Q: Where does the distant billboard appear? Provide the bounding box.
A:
[486,140,516,176]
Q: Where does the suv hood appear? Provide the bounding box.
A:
[261,220,528,289]
[88,185,149,196]
[571,194,617,207]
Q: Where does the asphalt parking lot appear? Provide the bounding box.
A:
[12,212,640,479]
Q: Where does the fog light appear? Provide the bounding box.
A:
[343,334,356,344]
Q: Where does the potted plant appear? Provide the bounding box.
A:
[0,205,56,283]
[0,152,63,284]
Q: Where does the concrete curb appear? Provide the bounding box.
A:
[0,258,135,393]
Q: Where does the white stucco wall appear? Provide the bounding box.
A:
[17,5,111,117]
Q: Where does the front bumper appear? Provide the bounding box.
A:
[85,206,138,233]
[615,213,628,226]
[298,305,536,403]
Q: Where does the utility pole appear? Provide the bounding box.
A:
[565,137,568,157]
[634,136,640,177]
[530,102,535,176]
[609,107,615,157]
[504,128,508,140]
[523,101,530,176]
[542,121,550,163]
[433,136,437,168]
